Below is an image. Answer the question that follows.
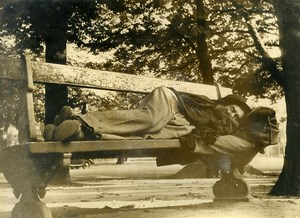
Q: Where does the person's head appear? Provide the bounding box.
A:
[215,94,251,123]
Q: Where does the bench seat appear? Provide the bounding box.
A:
[26,139,182,158]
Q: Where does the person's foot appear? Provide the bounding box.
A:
[43,124,56,141]
[52,120,82,141]
[53,106,75,126]
[43,120,85,141]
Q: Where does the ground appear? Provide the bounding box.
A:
[0,157,299,218]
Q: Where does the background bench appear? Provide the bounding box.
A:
[0,53,251,218]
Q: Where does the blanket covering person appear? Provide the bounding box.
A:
[44,86,250,141]
[77,86,259,154]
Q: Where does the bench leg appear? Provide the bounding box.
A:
[213,170,251,202]
[49,153,71,185]
[0,146,65,218]
[12,183,51,218]
[212,154,251,202]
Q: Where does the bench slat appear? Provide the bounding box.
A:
[27,139,182,154]
[31,61,232,99]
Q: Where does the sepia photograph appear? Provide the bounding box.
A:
[0,0,299,217]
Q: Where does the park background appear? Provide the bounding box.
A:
[1,1,300,217]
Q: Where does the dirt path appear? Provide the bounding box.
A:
[0,158,298,218]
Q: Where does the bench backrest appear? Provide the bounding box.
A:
[30,60,232,97]
[0,53,232,144]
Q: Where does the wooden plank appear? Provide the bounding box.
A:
[26,139,182,154]
[24,53,38,141]
[0,56,25,81]
[31,61,232,99]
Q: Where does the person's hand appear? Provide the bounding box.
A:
[194,127,219,144]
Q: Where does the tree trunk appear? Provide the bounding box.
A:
[44,4,70,184]
[44,4,68,125]
[45,40,68,124]
[181,0,215,178]
[270,78,300,195]
[194,0,214,85]
[270,0,300,196]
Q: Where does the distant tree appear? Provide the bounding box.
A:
[208,1,282,99]
[75,1,214,84]
[75,1,281,100]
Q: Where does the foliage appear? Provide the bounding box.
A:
[73,0,282,100]
[33,84,45,122]
[67,87,145,114]
[76,1,208,82]
[0,80,22,148]
[33,83,145,122]
[0,0,284,127]
[1,1,283,97]
[2,0,99,54]
[209,1,282,100]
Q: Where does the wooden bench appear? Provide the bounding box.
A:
[0,53,253,218]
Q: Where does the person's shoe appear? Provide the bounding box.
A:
[43,124,56,141]
[52,120,82,141]
[54,106,75,126]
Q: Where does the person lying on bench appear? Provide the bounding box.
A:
[43,86,252,145]
[43,85,279,171]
